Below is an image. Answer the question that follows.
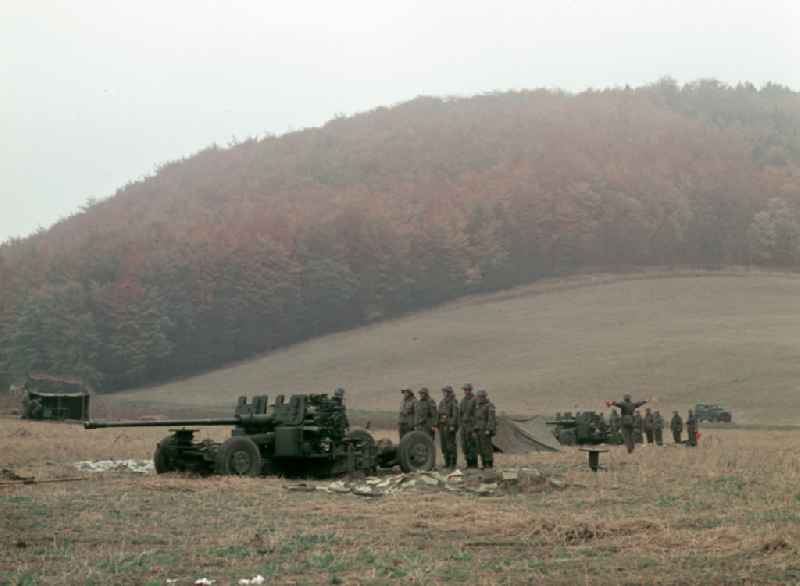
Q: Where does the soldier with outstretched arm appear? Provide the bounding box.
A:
[605,394,648,454]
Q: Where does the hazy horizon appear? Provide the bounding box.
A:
[3,0,798,243]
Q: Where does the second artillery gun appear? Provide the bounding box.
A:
[85,393,435,477]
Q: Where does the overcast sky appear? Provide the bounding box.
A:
[2,0,798,243]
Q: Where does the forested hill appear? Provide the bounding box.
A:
[2,78,800,391]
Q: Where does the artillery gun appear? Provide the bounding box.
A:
[546,411,622,446]
[694,403,733,423]
[85,393,435,477]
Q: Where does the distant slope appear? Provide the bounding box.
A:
[113,273,800,424]
[3,80,800,392]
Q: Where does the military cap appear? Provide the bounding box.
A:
[442,385,454,394]
[418,387,430,395]
[462,383,473,392]
[401,387,412,394]
[623,393,631,401]
[476,389,488,398]
[334,387,345,399]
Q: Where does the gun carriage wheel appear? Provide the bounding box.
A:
[397,430,435,472]
[215,436,263,476]
[154,435,178,474]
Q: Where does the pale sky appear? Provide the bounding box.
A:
[2,0,798,243]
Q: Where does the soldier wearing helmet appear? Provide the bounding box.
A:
[438,386,460,468]
[414,387,438,443]
[398,388,416,439]
[459,383,478,468]
[473,389,496,469]
[606,393,648,454]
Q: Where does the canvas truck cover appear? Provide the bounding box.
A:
[492,415,560,453]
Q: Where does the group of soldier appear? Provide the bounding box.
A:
[608,394,699,453]
[398,383,496,469]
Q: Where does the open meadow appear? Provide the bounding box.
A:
[2,418,800,585]
[110,272,800,424]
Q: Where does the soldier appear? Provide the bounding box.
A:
[437,386,460,468]
[608,408,620,435]
[643,408,655,445]
[607,394,648,454]
[686,409,698,447]
[20,390,32,419]
[670,410,684,444]
[29,396,43,420]
[332,387,349,429]
[414,387,438,441]
[633,410,644,444]
[398,388,416,439]
[473,389,496,469]
[459,383,478,468]
[653,410,664,446]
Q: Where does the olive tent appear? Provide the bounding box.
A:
[492,415,560,453]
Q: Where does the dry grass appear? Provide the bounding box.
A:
[3,418,800,585]
[109,272,800,424]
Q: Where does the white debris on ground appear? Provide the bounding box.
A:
[238,575,266,585]
[74,459,154,474]
[194,579,215,585]
[287,467,564,497]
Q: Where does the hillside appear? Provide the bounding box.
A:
[2,79,800,390]
[110,273,800,424]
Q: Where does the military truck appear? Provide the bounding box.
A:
[694,403,733,423]
[546,411,623,446]
[85,393,435,478]
[21,374,90,421]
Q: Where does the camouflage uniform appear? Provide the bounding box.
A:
[635,411,645,443]
[325,388,349,439]
[473,389,496,469]
[653,411,664,446]
[437,386,460,468]
[414,388,438,441]
[686,410,698,447]
[610,395,648,454]
[608,409,620,434]
[670,411,683,444]
[459,384,478,468]
[398,389,416,439]
[643,408,655,444]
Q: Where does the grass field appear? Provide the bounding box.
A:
[2,418,800,585]
[109,271,800,424]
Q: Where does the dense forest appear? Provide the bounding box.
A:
[2,78,800,391]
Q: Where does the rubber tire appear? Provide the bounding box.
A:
[397,430,435,472]
[154,435,177,474]
[215,437,263,476]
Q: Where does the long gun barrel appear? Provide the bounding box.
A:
[84,413,275,429]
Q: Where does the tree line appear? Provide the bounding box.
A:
[2,78,799,391]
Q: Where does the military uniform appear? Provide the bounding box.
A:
[459,384,478,468]
[20,392,32,419]
[473,389,496,469]
[670,411,683,444]
[437,386,460,468]
[633,411,644,444]
[608,409,620,434]
[686,410,698,447]
[643,409,655,444]
[414,388,438,440]
[324,388,349,440]
[609,395,648,454]
[653,411,664,446]
[398,389,416,439]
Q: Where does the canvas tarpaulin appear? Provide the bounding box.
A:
[492,415,560,453]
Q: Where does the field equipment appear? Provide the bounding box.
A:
[84,394,435,477]
[21,374,90,421]
[546,411,622,446]
[694,403,733,423]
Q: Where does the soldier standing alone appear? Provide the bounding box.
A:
[607,394,648,454]
[437,386,460,468]
[473,389,496,469]
[398,388,416,439]
[459,384,478,468]
[653,410,664,446]
[686,409,698,447]
[670,411,683,444]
